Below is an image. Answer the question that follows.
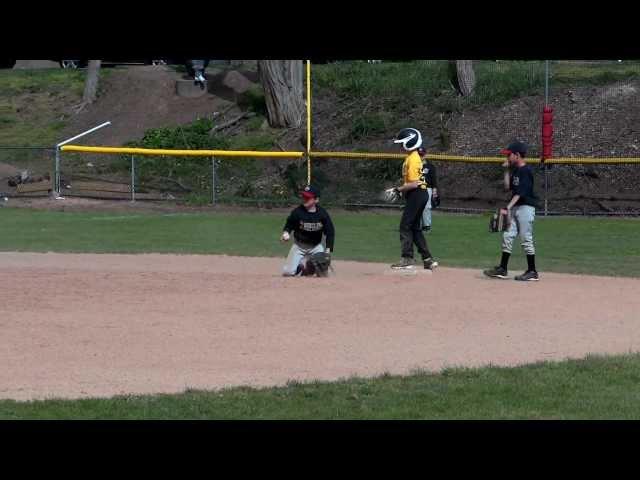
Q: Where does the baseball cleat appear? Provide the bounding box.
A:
[423,257,438,270]
[391,257,416,269]
[483,266,509,279]
[514,270,539,281]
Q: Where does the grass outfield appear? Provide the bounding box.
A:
[1,207,639,277]
[2,354,640,419]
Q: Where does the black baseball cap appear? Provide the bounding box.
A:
[301,185,320,199]
[500,141,528,156]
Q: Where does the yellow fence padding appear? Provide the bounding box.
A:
[61,145,304,158]
[61,145,640,165]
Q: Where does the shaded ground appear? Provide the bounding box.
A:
[2,252,639,401]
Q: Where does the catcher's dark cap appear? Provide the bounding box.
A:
[500,141,528,156]
[301,185,320,199]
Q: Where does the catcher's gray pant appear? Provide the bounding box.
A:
[283,242,325,276]
[421,187,433,228]
[502,205,536,255]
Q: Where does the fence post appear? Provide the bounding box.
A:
[211,156,216,205]
[54,121,112,198]
[544,60,550,217]
[131,155,136,202]
[544,167,549,216]
[54,146,61,196]
[544,60,549,105]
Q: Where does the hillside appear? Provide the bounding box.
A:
[2,61,640,213]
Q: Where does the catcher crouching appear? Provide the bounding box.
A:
[281,185,335,277]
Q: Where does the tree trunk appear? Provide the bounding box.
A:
[448,60,475,97]
[258,60,304,128]
[82,60,102,104]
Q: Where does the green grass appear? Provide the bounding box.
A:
[314,61,547,108]
[552,61,640,86]
[3,353,640,419]
[314,60,640,111]
[0,68,85,97]
[0,69,85,148]
[1,208,639,277]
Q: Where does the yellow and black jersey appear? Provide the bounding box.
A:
[402,151,427,189]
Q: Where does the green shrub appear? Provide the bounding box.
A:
[237,85,267,114]
[125,118,228,191]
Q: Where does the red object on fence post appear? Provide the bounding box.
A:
[541,105,553,162]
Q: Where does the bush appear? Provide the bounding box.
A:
[126,118,229,192]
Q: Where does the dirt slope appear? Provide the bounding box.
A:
[62,66,234,146]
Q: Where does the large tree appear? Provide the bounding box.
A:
[258,60,304,128]
[449,60,476,97]
[73,60,101,113]
[82,60,102,104]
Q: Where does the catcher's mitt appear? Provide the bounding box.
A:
[305,252,332,277]
[489,208,510,233]
[431,194,440,208]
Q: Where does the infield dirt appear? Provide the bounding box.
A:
[1,252,639,401]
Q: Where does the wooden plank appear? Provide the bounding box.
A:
[70,181,131,194]
[16,180,52,193]
[65,191,164,200]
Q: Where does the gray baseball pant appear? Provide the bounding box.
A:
[502,205,536,255]
[282,242,325,276]
[421,187,433,228]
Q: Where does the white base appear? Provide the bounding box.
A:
[384,267,433,276]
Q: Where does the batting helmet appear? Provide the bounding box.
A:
[394,128,423,151]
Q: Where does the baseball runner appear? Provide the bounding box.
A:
[417,146,439,233]
[387,128,438,270]
[484,141,540,281]
[281,185,335,277]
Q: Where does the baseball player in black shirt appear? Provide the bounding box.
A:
[281,185,335,276]
[484,141,540,281]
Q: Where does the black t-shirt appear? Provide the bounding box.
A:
[283,205,335,251]
[421,161,438,189]
[510,164,537,207]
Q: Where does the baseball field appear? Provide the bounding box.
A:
[1,203,639,419]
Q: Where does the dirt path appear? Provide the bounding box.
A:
[1,252,639,401]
